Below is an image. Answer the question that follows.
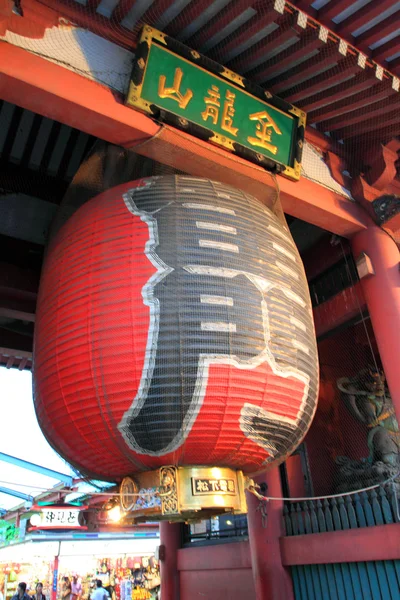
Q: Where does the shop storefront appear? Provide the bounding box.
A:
[0,542,58,600]
[0,538,160,600]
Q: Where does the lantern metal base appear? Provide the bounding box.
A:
[119,466,248,523]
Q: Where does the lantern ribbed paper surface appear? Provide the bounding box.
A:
[34,177,318,479]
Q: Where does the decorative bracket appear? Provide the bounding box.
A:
[362,140,400,191]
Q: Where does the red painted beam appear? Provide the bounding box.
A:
[337,0,395,38]
[0,39,371,237]
[0,42,160,145]
[139,121,370,235]
[280,523,400,566]
[312,282,366,338]
[278,175,371,236]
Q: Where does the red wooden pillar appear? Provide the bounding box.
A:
[159,521,181,600]
[351,226,400,415]
[246,468,294,600]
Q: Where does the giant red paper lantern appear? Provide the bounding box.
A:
[33,176,318,479]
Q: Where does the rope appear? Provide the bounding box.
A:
[1,469,399,504]
[247,469,400,503]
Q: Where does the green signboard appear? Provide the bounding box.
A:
[127,26,305,181]
[0,520,20,547]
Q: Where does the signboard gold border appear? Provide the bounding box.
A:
[126,25,306,181]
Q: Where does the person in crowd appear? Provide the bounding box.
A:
[90,581,109,600]
[71,577,82,600]
[61,578,71,600]
[31,583,45,600]
[12,583,31,600]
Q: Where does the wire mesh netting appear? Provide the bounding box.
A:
[308,318,400,495]
[302,239,400,498]
[1,0,400,523]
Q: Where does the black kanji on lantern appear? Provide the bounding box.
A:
[118,178,315,458]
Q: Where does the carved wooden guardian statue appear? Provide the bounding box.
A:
[336,368,400,492]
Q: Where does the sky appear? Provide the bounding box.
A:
[0,367,74,511]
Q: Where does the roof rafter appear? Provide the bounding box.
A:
[372,38,400,64]
[335,108,400,140]
[264,43,342,92]
[163,0,216,38]
[310,81,395,123]
[190,0,268,51]
[138,0,177,31]
[319,94,400,133]
[226,12,297,72]
[300,77,373,113]
[247,27,327,82]
[317,0,353,22]
[336,0,395,38]
[355,10,400,51]
[110,0,135,24]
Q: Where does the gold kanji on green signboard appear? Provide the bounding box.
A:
[126,26,305,181]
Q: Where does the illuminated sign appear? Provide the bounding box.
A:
[30,505,87,530]
[126,26,305,181]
